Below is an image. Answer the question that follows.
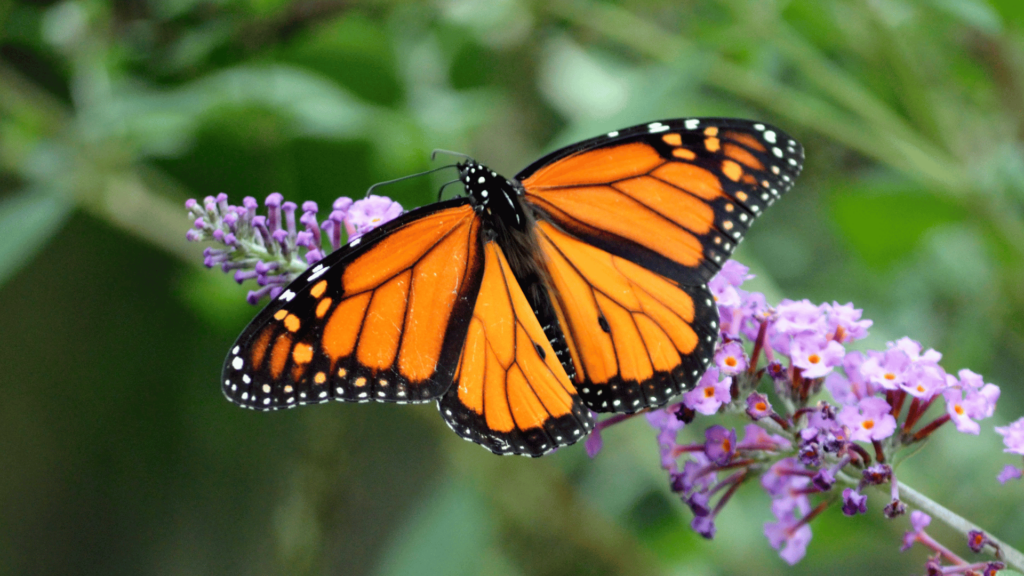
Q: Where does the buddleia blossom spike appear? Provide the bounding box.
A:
[186,192,402,304]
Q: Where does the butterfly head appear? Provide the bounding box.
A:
[457,160,529,231]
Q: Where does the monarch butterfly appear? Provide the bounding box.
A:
[222,118,803,456]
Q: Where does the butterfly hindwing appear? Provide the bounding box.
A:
[439,241,595,456]
[519,118,803,286]
[222,200,484,409]
[534,220,718,413]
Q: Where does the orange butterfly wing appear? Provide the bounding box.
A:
[222,200,484,408]
[519,119,803,286]
[534,220,718,413]
[516,119,803,412]
[439,241,594,456]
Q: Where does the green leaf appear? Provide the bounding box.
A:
[0,189,72,287]
[829,184,964,269]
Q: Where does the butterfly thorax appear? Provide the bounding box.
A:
[458,160,530,234]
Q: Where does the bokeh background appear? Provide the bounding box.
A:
[2,0,1024,574]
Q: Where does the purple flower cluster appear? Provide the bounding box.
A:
[587,260,1019,570]
[186,193,402,304]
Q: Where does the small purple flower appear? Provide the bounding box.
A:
[883,498,906,518]
[677,452,717,494]
[824,302,872,342]
[773,299,827,337]
[825,351,874,405]
[997,464,1023,484]
[983,562,1006,576]
[704,425,737,465]
[860,348,911,391]
[709,260,752,307]
[957,371,1000,420]
[686,490,712,517]
[892,337,942,364]
[738,292,769,341]
[682,368,732,415]
[764,497,813,565]
[967,530,989,553]
[745,392,772,420]
[862,464,892,486]
[995,417,1024,455]
[646,406,686,470]
[691,515,717,539]
[770,299,828,356]
[901,361,948,400]
[837,397,897,443]
[811,468,835,491]
[841,488,867,516]
[900,510,931,551]
[766,360,786,381]
[344,195,403,240]
[798,442,822,467]
[943,388,981,435]
[790,336,845,379]
[715,340,748,375]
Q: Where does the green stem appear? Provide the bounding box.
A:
[897,480,1024,572]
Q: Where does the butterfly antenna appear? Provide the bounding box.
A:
[431,148,472,162]
[436,178,464,202]
[365,164,456,197]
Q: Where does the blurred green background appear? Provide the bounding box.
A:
[2,0,1023,574]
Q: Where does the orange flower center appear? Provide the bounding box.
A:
[725,356,738,367]
[704,387,716,398]
[862,419,875,430]
[808,353,821,364]
[884,373,896,381]
[954,404,965,416]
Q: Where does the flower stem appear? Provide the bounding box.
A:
[897,481,1024,572]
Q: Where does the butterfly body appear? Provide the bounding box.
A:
[222,118,803,456]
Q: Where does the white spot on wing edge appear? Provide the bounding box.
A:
[684,119,700,130]
[279,289,296,302]
[764,130,777,143]
[232,357,243,370]
[308,265,328,281]
[607,130,619,137]
[647,122,669,133]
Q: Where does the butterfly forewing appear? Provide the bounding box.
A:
[222,200,484,410]
[519,118,803,286]
[439,241,594,456]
